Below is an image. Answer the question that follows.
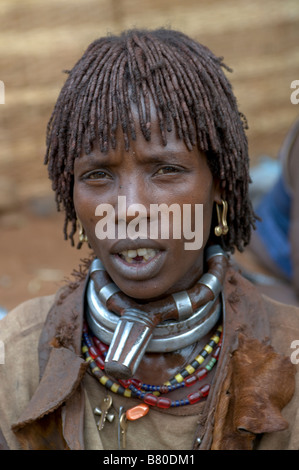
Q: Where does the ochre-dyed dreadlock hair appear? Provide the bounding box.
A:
[45,28,255,252]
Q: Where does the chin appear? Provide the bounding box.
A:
[113,277,171,302]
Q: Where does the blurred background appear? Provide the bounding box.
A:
[0,0,299,312]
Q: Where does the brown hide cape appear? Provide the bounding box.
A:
[2,267,297,450]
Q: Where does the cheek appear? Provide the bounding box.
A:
[73,185,87,222]
[73,184,99,231]
[188,180,216,224]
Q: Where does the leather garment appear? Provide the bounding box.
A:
[10,265,296,450]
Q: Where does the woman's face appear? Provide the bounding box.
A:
[73,113,221,300]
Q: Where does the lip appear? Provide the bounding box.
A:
[109,248,167,281]
[109,238,166,255]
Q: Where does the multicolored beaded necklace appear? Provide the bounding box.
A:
[82,321,223,410]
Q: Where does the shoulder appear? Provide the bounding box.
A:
[0,294,55,449]
[0,294,55,344]
[225,267,299,449]
[226,266,299,351]
[257,295,299,450]
[260,294,299,355]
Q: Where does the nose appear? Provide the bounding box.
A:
[115,176,151,230]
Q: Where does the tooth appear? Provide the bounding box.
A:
[144,249,157,260]
[127,250,137,258]
[137,248,147,256]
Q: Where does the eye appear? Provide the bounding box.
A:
[155,165,181,175]
[82,169,112,180]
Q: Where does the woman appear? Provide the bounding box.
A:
[0,28,298,451]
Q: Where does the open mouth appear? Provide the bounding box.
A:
[118,248,159,264]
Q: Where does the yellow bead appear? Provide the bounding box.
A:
[111,383,119,393]
[185,364,195,375]
[211,334,220,343]
[174,373,184,383]
[204,345,213,354]
[100,376,109,386]
[194,355,205,364]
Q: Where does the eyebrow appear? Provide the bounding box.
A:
[79,147,189,165]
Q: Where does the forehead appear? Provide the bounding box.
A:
[80,108,204,166]
[81,73,197,152]
[81,89,204,161]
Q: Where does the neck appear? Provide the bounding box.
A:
[85,244,228,379]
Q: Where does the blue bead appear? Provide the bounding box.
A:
[83,333,92,347]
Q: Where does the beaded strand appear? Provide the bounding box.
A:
[82,322,223,409]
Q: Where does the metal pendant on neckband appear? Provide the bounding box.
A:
[86,277,222,354]
[85,245,226,354]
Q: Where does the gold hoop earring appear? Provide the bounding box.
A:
[77,219,88,244]
[214,200,229,237]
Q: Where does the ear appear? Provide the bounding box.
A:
[213,178,223,205]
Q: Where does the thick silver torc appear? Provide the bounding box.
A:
[86,245,227,379]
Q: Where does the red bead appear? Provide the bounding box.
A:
[195,368,208,381]
[156,397,171,409]
[212,346,221,359]
[187,391,201,404]
[185,375,197,387]
[188,384,210,404]
[131,378,142,389]
[93,337,108,354]
[144,394,158,406]
[119,379,132,388]
[95,356,105,369]
[199,384,210,397]
[89,346,98,359]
